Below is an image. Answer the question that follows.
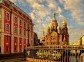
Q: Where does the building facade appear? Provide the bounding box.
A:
[40,13,69,46]
[0,0,34,54]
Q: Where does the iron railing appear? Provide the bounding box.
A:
[25,45,84,62]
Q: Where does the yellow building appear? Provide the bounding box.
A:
[41,13,69,46]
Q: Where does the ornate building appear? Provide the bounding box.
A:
[41,13,69,46]
[0,0,34,54]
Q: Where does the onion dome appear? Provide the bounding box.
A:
[51,20,58,27]
[52,13,58,27]
[50,13,58,30]
[46,13,58,32]
[62,19,67,26]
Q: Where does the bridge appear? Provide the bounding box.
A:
[25,45,84,62]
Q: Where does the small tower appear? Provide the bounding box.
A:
[61,19,69,45]
[51,13,58,31]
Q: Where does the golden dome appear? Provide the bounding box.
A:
[51,20,58,27]
[46,13,58,32]
[62,19,67,26]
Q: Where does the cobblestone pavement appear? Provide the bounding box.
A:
[0,58,26,62]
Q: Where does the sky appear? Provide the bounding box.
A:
[9,0,84,44]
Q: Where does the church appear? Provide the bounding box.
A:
[41,13,69,46]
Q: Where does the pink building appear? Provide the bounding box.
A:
[0,0,34,54]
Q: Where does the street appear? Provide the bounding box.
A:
[0,58,26,62]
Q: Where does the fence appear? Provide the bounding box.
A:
[25,45,84,62]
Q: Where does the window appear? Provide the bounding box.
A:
[14,27,18,34]
[27,24,29,37]
[19,29,22,35]
[20,20,22,25]
[14,17,18,23]
[6,13,9,20]
[27,24,29,31]
[5,24,10,31]
[14,37,17,52]
[24,22,26,28]
[24,30,26,35]
[53,42,55,44]
[51,42,52,45]
[24,22,26,35]
[19,38,22,52]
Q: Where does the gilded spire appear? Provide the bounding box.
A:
[53,12,56,20]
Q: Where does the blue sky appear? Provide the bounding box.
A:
[10,0,84,44]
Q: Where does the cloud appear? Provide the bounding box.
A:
[69,28,84,43]
[9,0,27,7]
[45,16,52,22]
[59,0,84,25]
[27,0,50,19]
[57,7,62,14]
[48,2,56,10]
[10,0,84,43]
[9,0,16,2]
[30,12,36,20]
[26,0,65,39]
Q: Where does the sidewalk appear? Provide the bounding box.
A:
[0,58,26,62]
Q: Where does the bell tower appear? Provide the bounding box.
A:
[61,19,69,45]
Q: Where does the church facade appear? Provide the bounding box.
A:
[41,13,69,46]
